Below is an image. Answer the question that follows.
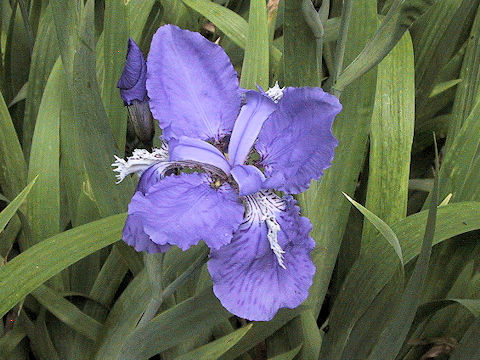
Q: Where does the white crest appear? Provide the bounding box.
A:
[112,144,168,183]
[265,81,285,103]
[244,191,287,269]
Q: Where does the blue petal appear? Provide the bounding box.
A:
[169,136,231,175]
[208,195,315,321]
[255,87,341,194]
[227,91,277,166]
[117,38,148,105]
[127,173,244,250]
[146,25,241,141]
[123,214,171,253]
[231,164,265,196]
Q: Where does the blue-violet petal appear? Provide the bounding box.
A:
[255,87,341,194]
[146,25,241,141]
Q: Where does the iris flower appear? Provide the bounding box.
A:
[113,25,341,321]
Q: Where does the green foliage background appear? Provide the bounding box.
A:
[0,0,479,359]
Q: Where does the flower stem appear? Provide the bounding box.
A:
[331,0,353,97]
[136,249,209,327]
[302,0,325,85]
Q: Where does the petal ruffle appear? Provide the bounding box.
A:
[127,173,244,251]
[255,87,341,194]
[208,195,315,321]
[169,136,231,175]
[123,214,171,253]
[146,25,241,141]
[117,38,148,105]
[231,164,265,196]
[227,90,277,166]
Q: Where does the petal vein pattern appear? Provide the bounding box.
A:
[208,192,316,321]
[127,173,244,251]
[146,25,241,141]
[256,87,341,193]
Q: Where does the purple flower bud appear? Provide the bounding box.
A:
[117,38,148,105]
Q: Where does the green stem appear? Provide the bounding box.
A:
[331,0,353,97]
[318,0,330,24]
[302,0,325,85]
[137,249,209,327]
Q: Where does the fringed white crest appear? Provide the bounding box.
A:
[244,190,287,269]
[112,144,169,183]
[265,81,285,103]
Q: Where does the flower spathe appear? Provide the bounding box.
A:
[113,25,342,321]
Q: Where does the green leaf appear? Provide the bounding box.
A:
[30,284,103,340]
[26,57,62,247]
[429,79,462,98]
[0,177,37,234]
[181,0,247,49]
[415,298,480,322]
[334,0,436,91]
[240,0,269,89]
[103,0,128,151]
[343,193,403,266]
[267,344,303,360]
[23,4,60,158]
[436,99,480,202]
[321,201,480,360]
[8,81,27,107]
[0,89,27,200]
[49,0,79,80]
[361,30,415,262]
[126,0,156,41]
[70,0,133,217]
[413,0,475,109]
[449,318,480,360]
[0,213,125,318]
[447,4,480,144]
[0,324,26,358]
[366,155,439,360]
[181,0,282,66]
[283,0,321,86]
[92,271,151,360]
[218,307,307,360]
[174,324,252,360]
[118,288,231,360]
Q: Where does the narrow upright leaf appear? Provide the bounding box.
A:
[103,0,128,151]
[240,0,269,89]
[27,57,62,247]
[335,0,435,91]
[362,32,414,249]
[0,178,37,234]
[0,90,27,199]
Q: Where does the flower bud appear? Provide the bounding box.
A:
[117,38,148,105]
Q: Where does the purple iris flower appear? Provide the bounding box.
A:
[112,25,341,321]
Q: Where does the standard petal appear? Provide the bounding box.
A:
[123,214,171,253]
[208,195,315,321]
[231,164,265,196]
[169,136,231,175]
[255,87,341,194]
[117,38,148,105]
[128,173,244,251]
[146,25,241,141]
[227,91,277,166]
